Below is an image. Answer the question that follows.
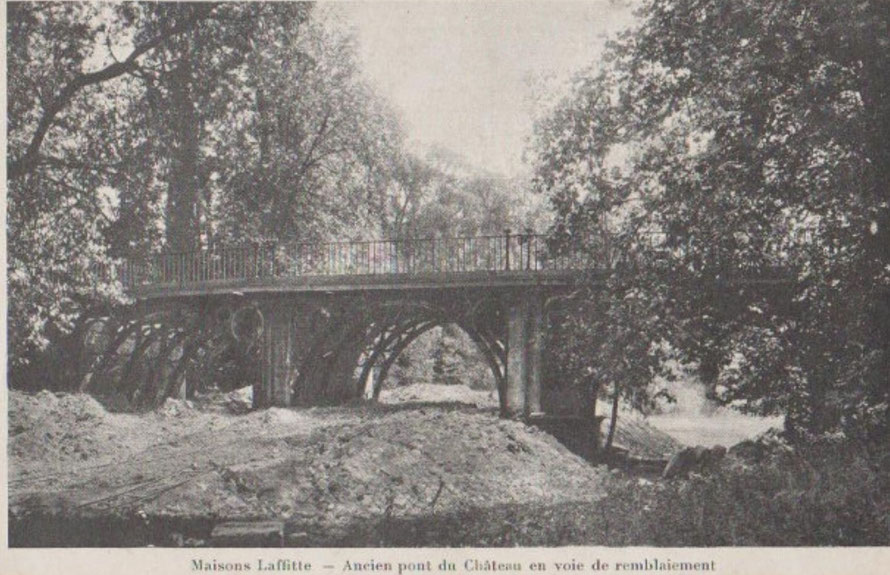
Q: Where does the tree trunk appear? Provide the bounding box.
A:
[605,384,620,451]
[165,31,202,252]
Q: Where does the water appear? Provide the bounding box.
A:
[647,413,783,447]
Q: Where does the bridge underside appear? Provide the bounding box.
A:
[81,278,579,419]
[243,284,550,418]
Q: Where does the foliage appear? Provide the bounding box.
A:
[390,326,494,390]
[204,7,403,245]
[381,148,550,241]
[7,2,136,373]
[532,0,890,440]
[5,2,401,382]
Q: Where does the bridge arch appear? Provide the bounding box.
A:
[268,296,507,409]
[246,290,543,418]
[78,286,548,419]
[357,317,506,407]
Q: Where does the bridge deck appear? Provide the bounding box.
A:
[111,233,585,299]
[132,269,583,299]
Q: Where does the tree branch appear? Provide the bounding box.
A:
[8,4,217,181]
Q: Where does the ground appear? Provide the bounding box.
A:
[7,384,789,546]
[8,386,606,545]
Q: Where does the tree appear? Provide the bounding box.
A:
[381,147,549,241]
[7,2,140,374]
[204,9,402,245]
[5,2,403,390]
[7,2,217,182]
[532,0,890,442]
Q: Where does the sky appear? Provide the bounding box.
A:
[330,1,637,178]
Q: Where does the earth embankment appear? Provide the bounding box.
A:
[8,388,613,545]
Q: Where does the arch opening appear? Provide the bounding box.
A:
[360,322,502,410]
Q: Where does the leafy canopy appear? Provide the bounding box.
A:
[533,0,890,440]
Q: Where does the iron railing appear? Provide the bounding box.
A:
[89,227,824,291]
[105,231,565,290]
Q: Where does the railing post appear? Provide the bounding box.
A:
[262,241,268,278]
[525,228,534,270]
[273,241,279,277]
[504,229,512,271]
[293,243,299,277]
[604,230,612,269]
[431,237,437,272]
[253,242,260,278]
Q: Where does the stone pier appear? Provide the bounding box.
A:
[503,290,544,418]
[256,301,295,409]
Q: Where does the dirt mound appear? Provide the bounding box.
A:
[8,390,144,473]
[9,391,608,540]
[148,410,606,528]
[382,385,679,460]
[379,383,499,408]
[7,390,233,480]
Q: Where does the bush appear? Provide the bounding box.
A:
[588,439,890,546]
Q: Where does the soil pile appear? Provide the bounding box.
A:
[8,390,151,474]
[8,389,607,542]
